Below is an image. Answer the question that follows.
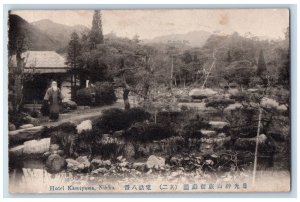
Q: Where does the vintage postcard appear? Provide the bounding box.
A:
[7,8,290,193]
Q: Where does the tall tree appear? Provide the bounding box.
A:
[8,13,29,114]
[257,49,267,76]
[66,32,82,98]
[89,10,104,49]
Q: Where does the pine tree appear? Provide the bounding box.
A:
[67,32,81,69]
[66,32,82,99]
[257,49,267,76]
[89,10,104,49]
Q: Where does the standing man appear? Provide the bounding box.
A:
[43,81,63,121]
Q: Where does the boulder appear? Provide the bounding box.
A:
[25,116,40,126]
[92,167,108,174]
[9,145,24,157]
[189,88,218,99]
[23,138,50,155]
[45,154,66,173]
[9,123,16,131]
[200,130,217,137]
[123,143,135,159]
[66,156,90,171]
[49,144,60,153]
[76,120,92,134]
[76,156,90,168]
[209,121,229,130]
[113,130,125,137]
[19,124,34,129]
[132,162,146,171]
[62,100,77,110]
[146,155,165,169]
[235,134,268,149]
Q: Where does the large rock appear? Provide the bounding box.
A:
[200,130,217,137]
[9,123,16,131]
[9,126,46,146]
[209,121,229,130]
[235,134,267,149]
[189,88,217,99]
[91,158,111,169]
[76,120,92,134]
[66,156,90,171]
[123,143,135,159]
[9,145,24,157]
[19,124,34,129]
[23,138,50,155]
[46,154,66,173]
[146,155,165,169]
[62,100,77,110]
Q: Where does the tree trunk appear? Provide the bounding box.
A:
[123,88,130,110]
[13,52,24,113]
[252,106,262,185]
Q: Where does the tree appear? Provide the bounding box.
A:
[257,49,267,77]
[8,13,29,114]
[205,98,235,119]
[66,32,82,98]
[89,10,104,49]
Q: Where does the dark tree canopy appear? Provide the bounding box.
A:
[89,10,104,49]
[257,49,267,76]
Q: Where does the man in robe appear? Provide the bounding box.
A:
[43,81,63,121]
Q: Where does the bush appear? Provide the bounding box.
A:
[76,82,117,106]
[93,107,151,134]
[125,122,175,143]
[183,115,210,138]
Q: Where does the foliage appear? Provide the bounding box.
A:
[93,107,151,134]
[257,49,267,77]
[89,10,104,49]
[76,81,117,106]
[205,98,235,113]
[125,122,175,143]
[182,115,210,138]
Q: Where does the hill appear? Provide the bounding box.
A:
[8,14,62,52]
[31,19,89,50]
[143,30,211,48]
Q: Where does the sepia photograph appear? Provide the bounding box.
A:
[7,8,290,193]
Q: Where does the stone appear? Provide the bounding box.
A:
[132,162,146,171]
[9,123,16,131]
[19,124,34,129]
[116,156,123,161]
[113,130,125,137]
[92,168,108,174]
[123,143,135,159]
[189,88,217,99]
[23,138,50,155]
[209,121,229,130]
[62,100,77,110]
[76,156,90,168]
[45,154,66,173]
[9,145,24,157]
[76,120,92,134]
[234,134,268,149]
[49,144,60,153]
[66,158,80,171]
[200,130,217,137]
[119,161,128,167]
[146,155,165,169]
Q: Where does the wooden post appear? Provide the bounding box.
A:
[252,106,263,185]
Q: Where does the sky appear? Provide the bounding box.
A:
[11,9,289,40]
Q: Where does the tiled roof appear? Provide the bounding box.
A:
[9,51,69,73]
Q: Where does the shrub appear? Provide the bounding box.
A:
[76,82,117,106]
[93,107,151,134]
[183,115,210,138]
[125,122,175,143]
